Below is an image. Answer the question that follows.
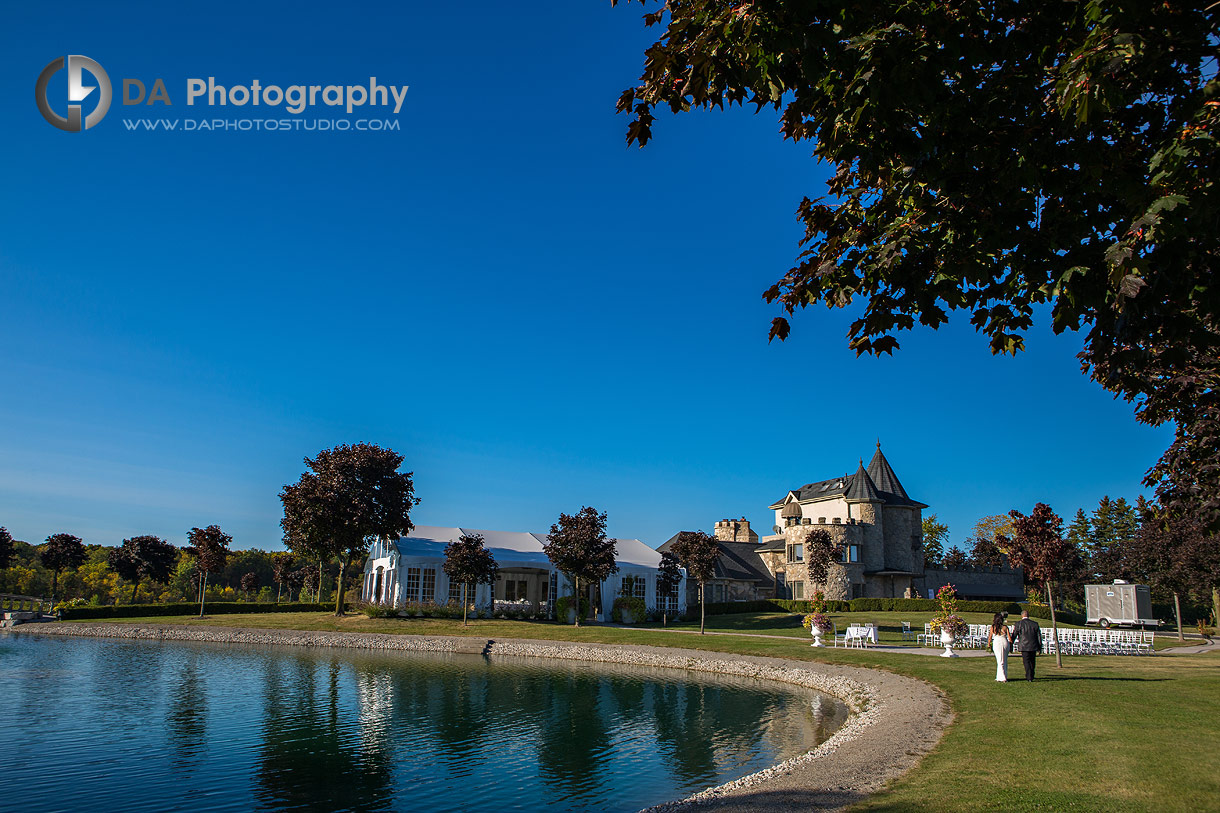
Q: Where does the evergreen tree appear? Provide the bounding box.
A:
[1088,496,1139,582]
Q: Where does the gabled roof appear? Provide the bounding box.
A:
[658,534,773,584]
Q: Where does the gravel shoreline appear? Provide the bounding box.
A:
[19,623,952,812]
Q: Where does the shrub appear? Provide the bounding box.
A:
[58,601,331,620]
[360,603,398,619]
[555,595,590,622]
[611,596,647,624]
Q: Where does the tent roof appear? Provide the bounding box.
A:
[391,525,662,570]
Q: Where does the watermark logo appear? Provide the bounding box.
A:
[36,55,112,131]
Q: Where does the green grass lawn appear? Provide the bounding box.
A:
[72,611,1220,811]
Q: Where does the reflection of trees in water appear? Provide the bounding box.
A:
[254,655,392,812]
[648,681,720,784]
[533,670,612,795]
[166,656,207,770]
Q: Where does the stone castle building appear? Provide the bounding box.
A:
[757,443,927,600]
[663,443,1025,605]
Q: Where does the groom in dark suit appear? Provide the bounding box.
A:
[1012,609,1042,681]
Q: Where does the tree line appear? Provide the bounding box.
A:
[919,497,1219,636]
[0,524,340,611]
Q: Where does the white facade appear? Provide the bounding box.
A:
[772,493,853,528]
[361,525,686,619]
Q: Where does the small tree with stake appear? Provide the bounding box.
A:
[108,535,178,604]
[272,553,295,603]
[656,550,682,626]
[442,533,499,626]
[542,507,618,627]
[186,525,231,617]
[1004,504,1074,668]
[41,533,86,608]
[669,530,719,634]
[241,571,259,600]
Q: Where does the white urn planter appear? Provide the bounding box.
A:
[940,629,958,658]
[810,626,826,647]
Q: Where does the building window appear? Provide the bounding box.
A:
[504,579,528,601]
[547,572,558,615]
[621,575,647,599]
[405,567,421,603]
[792,581,805,600]
[448,578,463,604]
[840,545,860,563]
[421,568,436,603]
[788,544,804,563]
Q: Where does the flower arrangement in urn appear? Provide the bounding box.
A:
[802,592,833,646]
[929,584,968,657]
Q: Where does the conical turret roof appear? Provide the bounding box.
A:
[844,459,881,502]
[867,442,910,500]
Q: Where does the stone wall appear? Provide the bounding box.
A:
[916,566,1025,601]
[880,505,920,573]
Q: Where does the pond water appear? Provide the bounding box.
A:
[0,633,847,812]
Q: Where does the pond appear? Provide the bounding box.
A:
[0,633,848,812]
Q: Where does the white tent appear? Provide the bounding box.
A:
[361,525,685,619]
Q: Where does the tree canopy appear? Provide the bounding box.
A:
[186,525,231,617]
[41,532,86,605]
[656,549,683,623]
[280,443,420,616]
[920,515,949,568]
[1006,503,1076,666]
[0,527,13,571]
[614,0,1220,529]
[107,535,178,604]
[668,530,719,634]
[442,532,500,626]
[543,507,617,626]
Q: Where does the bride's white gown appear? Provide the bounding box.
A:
[992,633,1009,682]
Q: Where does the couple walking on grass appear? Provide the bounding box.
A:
[987,609,1042,682]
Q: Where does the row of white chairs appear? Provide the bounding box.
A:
[1044,628,1155,656]
[913,623,1002,649]
[908,622,1156,655]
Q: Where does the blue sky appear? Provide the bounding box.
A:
[0,2,1171,553]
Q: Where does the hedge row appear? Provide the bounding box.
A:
[699,597,1085,625]
[58,602,331,620]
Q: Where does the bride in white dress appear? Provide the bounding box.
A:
[987,613,1011,682]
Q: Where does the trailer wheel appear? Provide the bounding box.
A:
[1099,618,1110,629]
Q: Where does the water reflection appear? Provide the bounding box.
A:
[167,658,207,768]
[255,656,393,812]
[1,636,848,813]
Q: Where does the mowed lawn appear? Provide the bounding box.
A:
[74,611,1220,811]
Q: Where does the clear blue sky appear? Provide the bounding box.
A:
[0,2,1171,553]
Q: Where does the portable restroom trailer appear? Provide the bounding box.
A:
[1085,581,1159,628]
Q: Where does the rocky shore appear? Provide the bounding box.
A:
[22,623,951,812]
